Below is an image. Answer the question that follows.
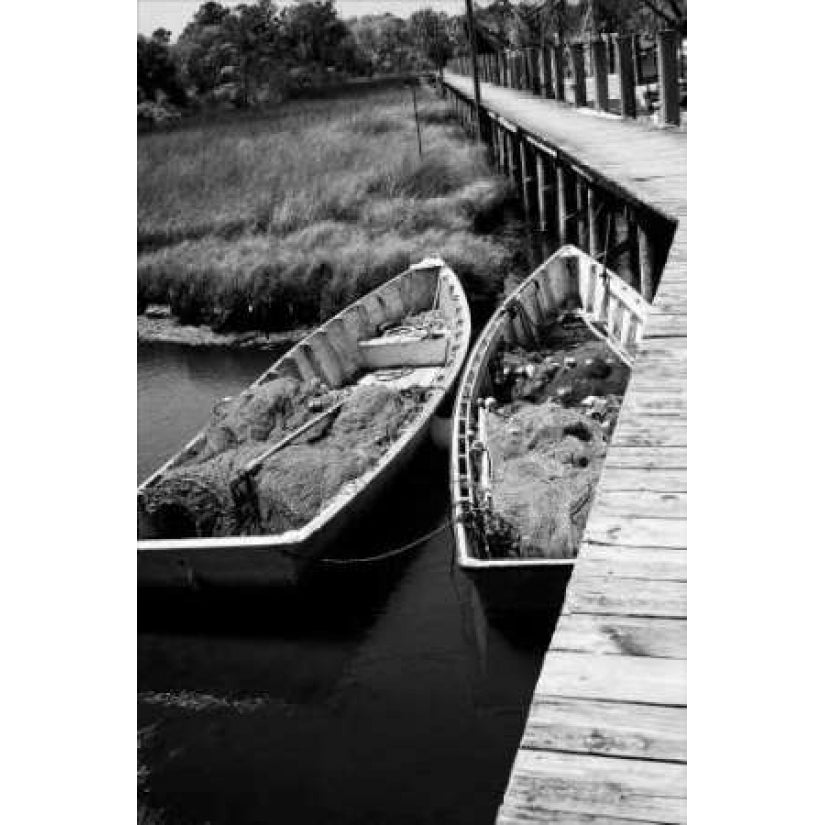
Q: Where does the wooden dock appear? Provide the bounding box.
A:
[442,73,687,824]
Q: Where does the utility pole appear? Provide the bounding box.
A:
[465,0,483,142]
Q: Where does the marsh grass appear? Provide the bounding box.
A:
[138,87,522,331]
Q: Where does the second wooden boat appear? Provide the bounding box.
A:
[139,256,471,588]
[450,245,649,614]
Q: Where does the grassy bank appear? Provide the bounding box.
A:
[138,85,525,333]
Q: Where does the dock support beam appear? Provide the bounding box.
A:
[591,38,609,112]
[657,29,681,126]
[576,178,588,250]
[614,34,637,119]
[551,44,565,102]
[587,186,603,258]
[638,221,656,301]
[556,163,568,244]
[519,138,534,224]
[570,43,587,107]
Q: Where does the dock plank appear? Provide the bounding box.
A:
[520,697,686,761]
[499,751,686,824]
[534,651,686,705]
[551,614,686,659]
[564,577,687,618]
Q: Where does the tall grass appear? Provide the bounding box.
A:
[138,87,523,331]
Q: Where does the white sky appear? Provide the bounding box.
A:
[137,0,498,37]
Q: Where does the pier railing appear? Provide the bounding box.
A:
[447,30,686,127]
[440,85,676,304]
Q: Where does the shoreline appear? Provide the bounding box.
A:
[137,314,307,350]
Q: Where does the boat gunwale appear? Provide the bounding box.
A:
[138,260,472,554]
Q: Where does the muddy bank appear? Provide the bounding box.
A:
[138,314,307,350]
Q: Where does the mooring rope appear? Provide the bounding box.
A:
[313,517,454,566]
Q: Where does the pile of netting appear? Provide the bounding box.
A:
[378,309,448,340]
[472,315,631,559]
[138,380,423,540]
[483,403,608,559]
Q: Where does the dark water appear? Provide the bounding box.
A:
[138,343,564,825]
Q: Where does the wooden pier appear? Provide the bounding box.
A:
[441,72,686,824]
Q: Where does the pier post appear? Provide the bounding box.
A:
[556,163,568,244]
[520,139,534,224]
[529,48,541,95]
[638,220,656,301]
[614,34,637,118]
[587,185,603,259]
[570,43,587,107]
[551,44,566,101]
[625,208,641,292]
[657,29,681,126]
[539,45,552,97]
[591,37,609,112]
[498,123,507,170]
[536,151,548,233]
[576,178,589,250]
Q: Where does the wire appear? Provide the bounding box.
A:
[314,517,454,566]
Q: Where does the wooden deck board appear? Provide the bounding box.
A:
[441,74,687,825]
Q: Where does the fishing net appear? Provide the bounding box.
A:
[485,403,607,559]
[476,316,632,560]
[139,384,423,540]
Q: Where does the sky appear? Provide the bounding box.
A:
[137,0,493,38]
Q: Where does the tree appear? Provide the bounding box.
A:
[282,0,349,66]
[137,29,186,105]
[409,9,455,70]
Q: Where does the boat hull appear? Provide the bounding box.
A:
[139,258,471,588]
[450,246,648,615]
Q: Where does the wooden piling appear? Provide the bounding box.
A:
[576,177,589,250]
[536,151,549,233]
[551,44,566,101]
[520,139,534,224]
[570,43,587,107]
[539,45,552,98]
[556,162,568,244]
[587,185,603,258]
[591,38,609,112]
[638,220,656,301]
[657,29,681,126]
[614,34,637,118]
[625,208,641,292]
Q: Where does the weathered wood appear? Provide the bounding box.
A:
[611,417,687,447]
[596,468,686,493]
[500,750,686,823]
[591,38,609,112]
[588,489,686,519]
[656,30,681,126]
[583,516,686,550]
[613,35,637,119]
[570,43,587,106]
[521,696,686,761]
[535,652,686,705]
[551,44,566,101]
[603,447,686,470]
[552,613,686,659]
[556,162,569,243]
[576,546,687,582]
[565,576,687,618]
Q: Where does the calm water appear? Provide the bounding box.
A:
[138,342,565,825]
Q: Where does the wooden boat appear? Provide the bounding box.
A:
[449,245,648,614]
[138,257,471,588]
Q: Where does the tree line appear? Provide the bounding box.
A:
[138,1,685,123]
